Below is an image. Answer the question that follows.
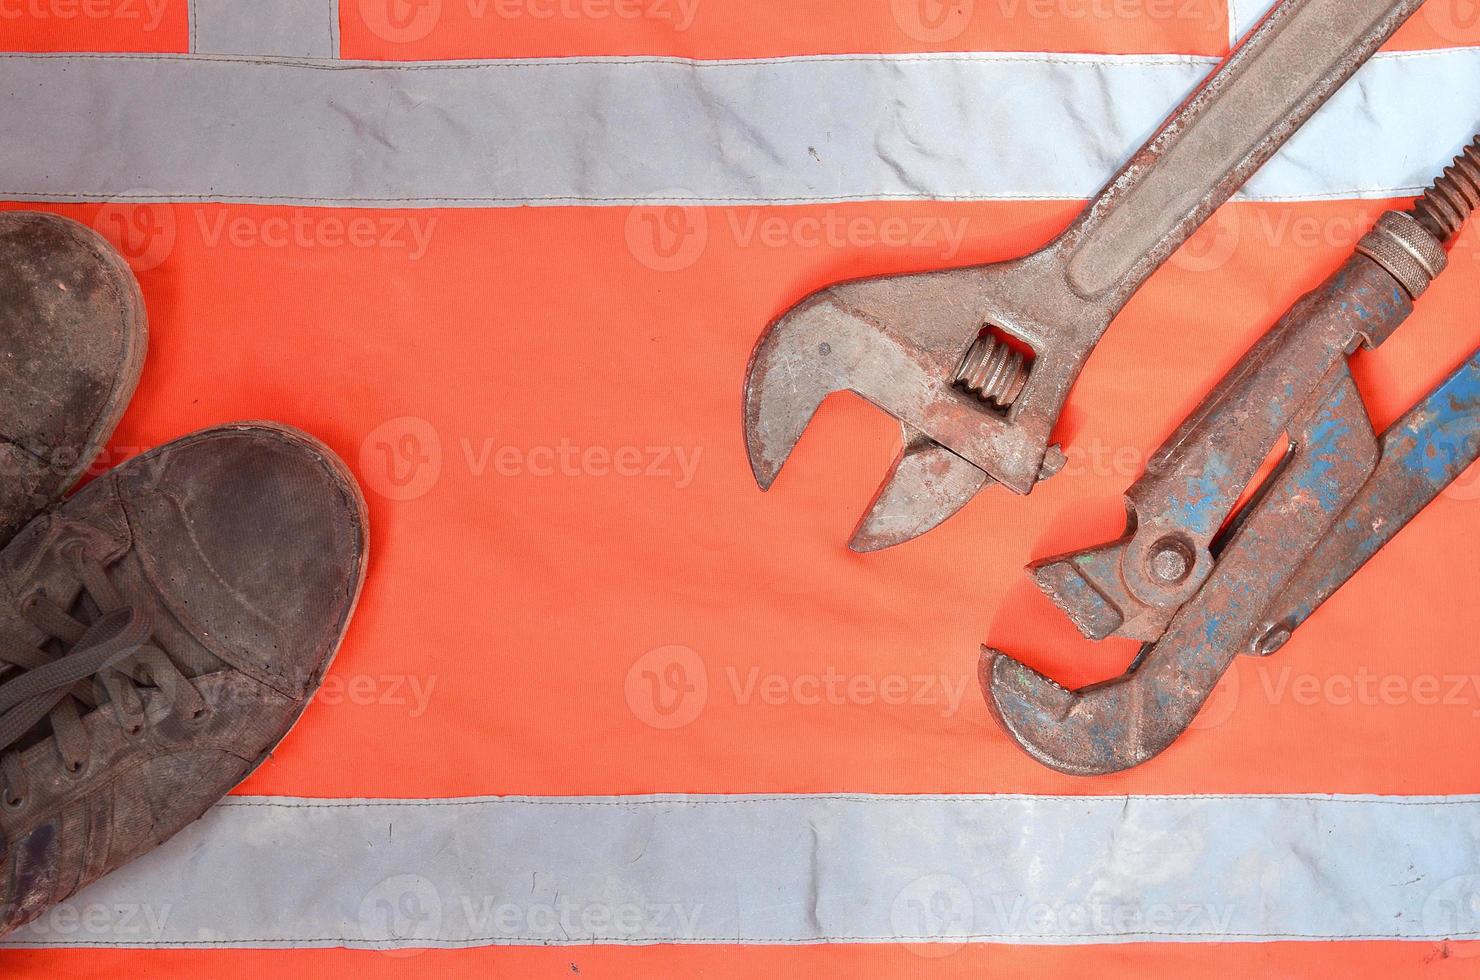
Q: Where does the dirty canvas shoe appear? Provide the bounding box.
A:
[0,211,147,545]
[0,422,368,937]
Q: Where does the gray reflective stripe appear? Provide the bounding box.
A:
[1230,0,1276,45]
[0,48,1476,208]
[4,793,1480,949]
[190,0,341,59]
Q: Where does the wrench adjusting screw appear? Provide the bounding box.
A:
[953,328,1032,410]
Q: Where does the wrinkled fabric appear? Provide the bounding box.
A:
[4,0,1480,976]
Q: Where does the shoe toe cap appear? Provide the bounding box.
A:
[116,423,369,698]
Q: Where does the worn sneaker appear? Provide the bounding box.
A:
[0,211,147,545]
[0,422,368,937]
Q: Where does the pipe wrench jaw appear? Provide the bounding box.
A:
[986,363,1387,775]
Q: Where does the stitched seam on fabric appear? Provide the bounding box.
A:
[210,794,1480,809]
[0,190,1434,205]
[0,46,1464,70]
[10,931,1480,946]
[0,51,1216,69]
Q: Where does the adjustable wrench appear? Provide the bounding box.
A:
[743,0,1426,552]
[984,137,1480,775]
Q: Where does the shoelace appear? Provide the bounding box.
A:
[0,546,207,809]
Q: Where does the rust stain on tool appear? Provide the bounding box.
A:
[983,135,1480,776]
[743,0,1426,552]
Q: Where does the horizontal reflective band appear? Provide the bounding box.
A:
[1230,0,1274,44]
[6,793,1480,949]
[190,0,341,59]
[1,48,1477,208]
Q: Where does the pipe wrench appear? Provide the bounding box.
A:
[985,137,1480,774]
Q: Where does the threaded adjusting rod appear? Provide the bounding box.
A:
[1411,134,1480,243]
[1356,132,1480,300]
[954,330,1031,410]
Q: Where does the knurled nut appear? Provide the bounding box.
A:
[1356,210,1448,299]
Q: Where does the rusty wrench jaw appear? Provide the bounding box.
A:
[743,0,1427,552]
[983,139,1480,776]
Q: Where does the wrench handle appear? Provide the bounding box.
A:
[1257,348,1480,638]
[1057,0,1424,313]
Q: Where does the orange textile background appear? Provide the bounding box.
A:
[6,1,1480,976]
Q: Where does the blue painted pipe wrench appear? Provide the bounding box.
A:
[984,136,1480,775]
